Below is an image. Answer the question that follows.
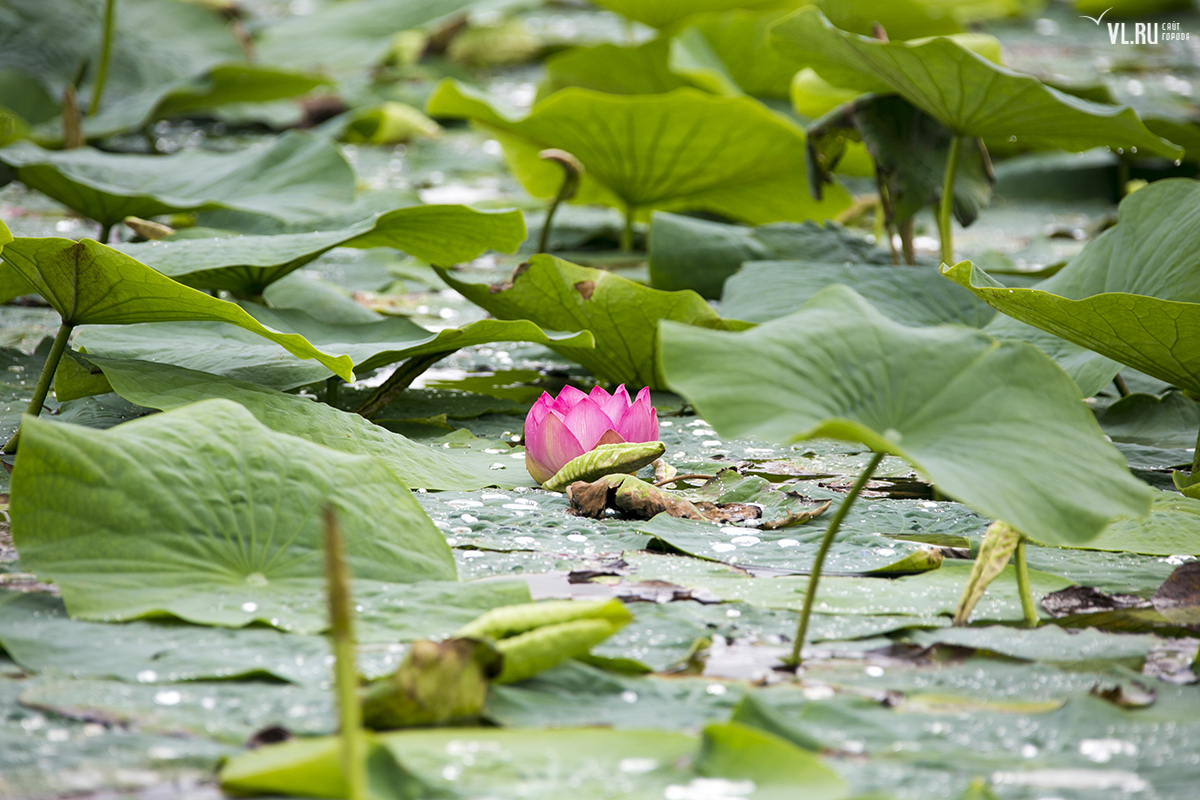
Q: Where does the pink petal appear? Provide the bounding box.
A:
[525,452,557,485]
[563,396,620,451]
[617,391,658,443]
[550,385,588,414]
[526,393,553,429]
[596,429,626,447]
[593,385,632,423]
[531,410,587,475]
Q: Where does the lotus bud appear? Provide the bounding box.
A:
[523,385,661,487]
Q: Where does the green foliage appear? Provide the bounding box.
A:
[0,236,355,380]
[426,81,851,224]
[0,132,356,226]
[944,179,1200,396]
[11,400,457,630]
[770,7,1183,158]
[439,254,748,389]
[660,285,1152,545]
[119,205,526,296]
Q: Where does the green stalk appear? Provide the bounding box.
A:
[1192,422,1200,474]
[98,223,112,244]
[325,375,340,409]
[620,203,634,252]
[1113,374,1130,397]
[89,0,117,115]
[324,507,367,800]
[355,351,452,419]
[1014,537,1039,628]
[788,451,884,666]
[2,322,74,454]
[535,150,582,254]
[937,135,963,266]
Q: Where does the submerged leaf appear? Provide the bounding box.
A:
[660,285,1153,546]
[426,81,850,225]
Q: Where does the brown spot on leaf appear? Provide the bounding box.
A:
[574,280,595,300]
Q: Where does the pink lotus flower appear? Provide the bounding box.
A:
[524,385,659,484]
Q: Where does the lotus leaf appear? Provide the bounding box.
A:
[649,212,900,298]
[769,7,1182,159]
[0,131,356,227]
[10,400,457,629]
[659,285,1152,545]
[0,0,239,117]
[942,178,1200,396]
[0,236,355,381]
[75,305,593,390]
[83,357,536,491]
[425,82,850,230]
[118,205,526,297]
[438,254,750,389]
[256,0,483,75]
[721,260,994,327]
[543,11,797,100]
[81,64,327,142]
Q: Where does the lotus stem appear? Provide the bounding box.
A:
[788,451,884,666]
[620,203,634,252]
[1192,422,1200,474]
[1113,374,1130,397]
[537,149,583,254]
[2,322,74,454]
[89,0,117,115]
[937,134,962,265]
[325,375,340,408]
[97,223,112,244]
[355,351,452,419]
[62,86,84,149]
[324,507,368,800]
[1014,537,1038,628]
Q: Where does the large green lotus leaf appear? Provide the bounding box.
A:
[722,260,995,327]
[438,254,748,389]
[626,552,1073,621]
[256,0,482,75]
[1037,490,1200,556]
[86,356,536,491]
[540,38,686,98]
[0,237,355,381]
[591,0,799,29]
[224,724,846,800]
[649,212,900,299]
[542,11,797,101]
[943,179,1200,396]
[659,285,1153,545]
[0,131,355,226]
[1095,391,1200,448]
[75,306,594,390]
[118,205,526,296]
[0,0,239,117]
[10,399,457,629]
[425,82,850,224]
[81,64,327,141]
[768,7,1183,159]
